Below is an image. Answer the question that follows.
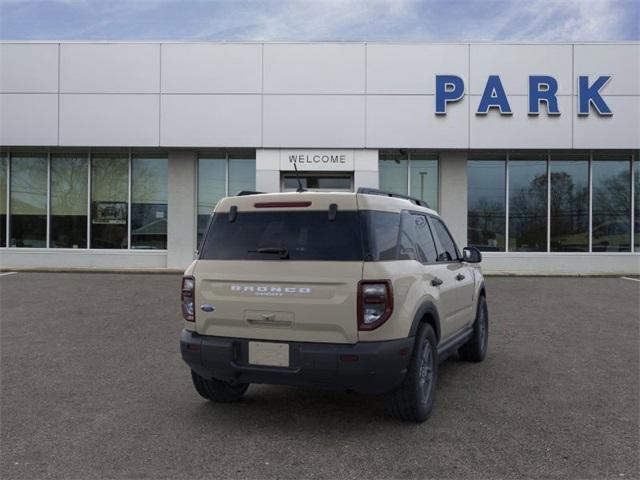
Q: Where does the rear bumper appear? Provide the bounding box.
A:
[181,329,414,395]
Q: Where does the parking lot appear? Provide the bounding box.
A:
[0,273,638,479]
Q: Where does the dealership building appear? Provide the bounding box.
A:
[0,41,638,274]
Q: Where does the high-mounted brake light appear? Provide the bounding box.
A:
[181,276,195,322]
[254,201,312,208]
[357,280,393,331]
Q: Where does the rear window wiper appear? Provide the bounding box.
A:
[248,247,290,259]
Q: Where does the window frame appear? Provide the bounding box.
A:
[0,148,168,252]
[468,150,638,254]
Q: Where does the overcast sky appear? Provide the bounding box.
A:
[0,0,638,41]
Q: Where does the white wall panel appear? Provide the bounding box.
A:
[0,250,168,270]
[354,149,379,171]
[366,95,468,148]
[0,44,58,93]
[367,44,468,94]
[59,94,159,146]
[167,150,197,268]
[0,41,638,152]
[0,94,58,145]
[255,170,280,192]
[470,44,573,95]
[354,170,379,190]
[482,253,640,275]
[161,44,261,93]
[263,43,365,94]
[161,94,261,147]
[60,43,160,93]
[574,44,640,95]
[469,95,573,149]
[263,95,364,147]
[439,152,468,248]
[573,96,640,149]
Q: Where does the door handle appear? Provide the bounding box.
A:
[431,277,443,287]
[455,274,466,281]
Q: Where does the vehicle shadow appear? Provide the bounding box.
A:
[185,355,472,432]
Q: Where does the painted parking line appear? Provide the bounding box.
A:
[620,277,640,283]
[0,272,18,277]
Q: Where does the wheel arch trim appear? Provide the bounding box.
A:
[408,301,442,342]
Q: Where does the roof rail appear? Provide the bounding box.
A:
[357,187,430,208]
[235,190,266,196]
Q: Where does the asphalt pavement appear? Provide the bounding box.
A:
[1,273,638,479]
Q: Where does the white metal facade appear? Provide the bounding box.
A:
[0,41,638,273]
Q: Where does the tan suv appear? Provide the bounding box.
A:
[180,188,488,422]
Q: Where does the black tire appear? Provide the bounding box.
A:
[190,370,249,402]
[385,324,438,423]
[459,294,488,362]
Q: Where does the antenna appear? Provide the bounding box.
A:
[293,163,306,192]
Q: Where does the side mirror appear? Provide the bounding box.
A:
[462,246,482,263]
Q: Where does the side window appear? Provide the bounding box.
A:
[361,211,401,261]
[398,212,421,261]
[430,217,460,262]
[398,212,438,263]
[414,215,438,263]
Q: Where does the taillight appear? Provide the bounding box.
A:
[181,276,195,322]
[358,280,393,330]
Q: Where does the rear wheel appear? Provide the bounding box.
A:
[459,295,488,362]
[385,324,438,423]
[190,370,249,402]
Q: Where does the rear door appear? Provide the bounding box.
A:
[194,199,363,344]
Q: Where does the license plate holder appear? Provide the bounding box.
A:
[248,341,290,367]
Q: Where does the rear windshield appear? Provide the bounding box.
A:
[200,211,364,261]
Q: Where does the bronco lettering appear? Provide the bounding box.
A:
[231,285,312,295]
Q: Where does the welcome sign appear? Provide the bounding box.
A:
[279,150,355,171]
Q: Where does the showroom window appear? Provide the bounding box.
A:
[635,158,639,251]
[550,154,589,252]
[197,151,256,247]
[0,150,168,250]
[508,153,548,252]
[468,151,638,253]
[468,155,506,251]
[0,154,6,247]
[379,151,439,210]
[50,154,88,248]
[592,153,631,252]
[131,154,168,249]
[10,154,48,248]
[91,154,129,249]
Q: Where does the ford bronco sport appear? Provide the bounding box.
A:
[180,188,488,422]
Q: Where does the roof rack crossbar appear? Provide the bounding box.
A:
[357,187,430,208]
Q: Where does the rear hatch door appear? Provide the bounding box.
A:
[194,193,363,344]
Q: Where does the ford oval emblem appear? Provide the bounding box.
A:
[200,304,215,312]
